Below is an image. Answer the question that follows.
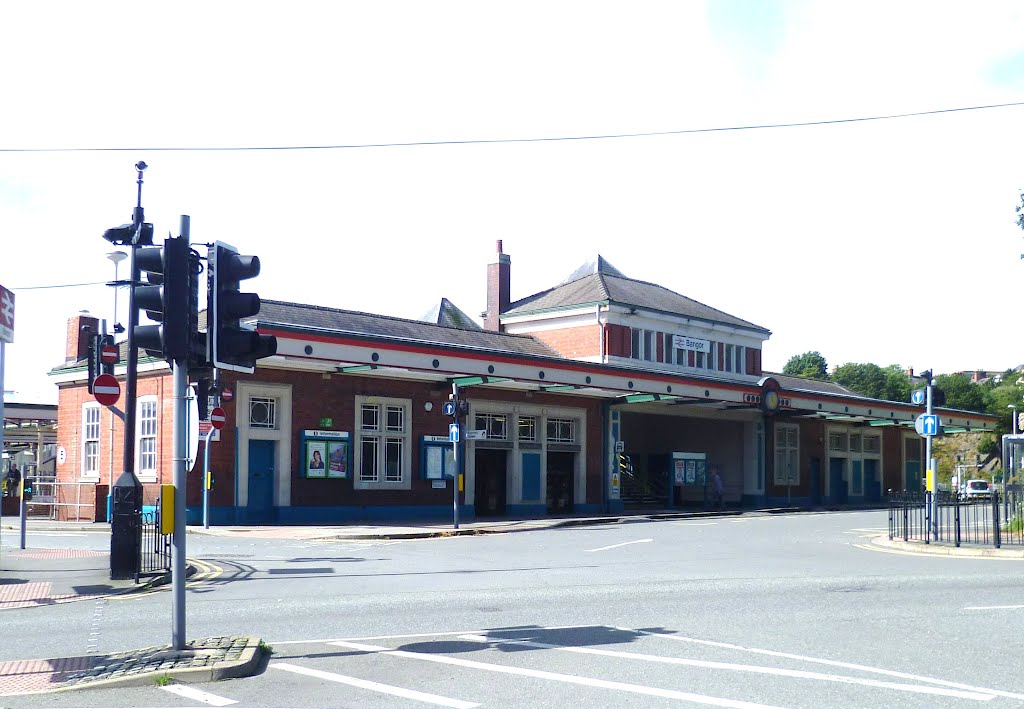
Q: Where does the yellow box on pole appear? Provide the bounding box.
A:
[160,484,174,535]
[926,469,935,493]
[205,471,212,490]
[458,473,464,493]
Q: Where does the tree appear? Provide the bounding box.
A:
[934,373,986,413]
[783,351,829,380]
[833,362,887,399]
[882,364,912,403]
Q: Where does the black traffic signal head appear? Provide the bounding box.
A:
[134,236,192,361]
[102,222,154,246]
[209,241,277,373]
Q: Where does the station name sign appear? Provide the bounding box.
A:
[672,335,709,352]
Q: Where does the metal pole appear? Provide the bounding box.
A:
[0,341,5,561]
[452,382,460,530]
[203,427,214,529]
[171,215,191,651]
[926,373,937,541]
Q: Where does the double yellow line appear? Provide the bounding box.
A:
[112,558,224,600]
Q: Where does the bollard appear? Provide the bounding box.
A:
[110,470,143,581]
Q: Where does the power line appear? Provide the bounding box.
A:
[2,101,1022,154]
[10,281,109,291]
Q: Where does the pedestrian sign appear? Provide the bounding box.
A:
[449,423,460,442]
[915,413,939,437]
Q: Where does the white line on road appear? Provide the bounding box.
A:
[456,635,992,701]
[965,604,1024,610]
[629,628,1024,702]
[330,640,787,708]
[271,624,597,646]
[272,661,478,708]
[672,522,718,527]
[586,539,652,552]
[160,683,238,705]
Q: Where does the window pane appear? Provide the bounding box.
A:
[386,406,404,432]
[643,330,654,361]
[518,416,536,442]
[360,438,378,481]
[385,439,403,481]
[361,404,379,431]
[631,329,640,358]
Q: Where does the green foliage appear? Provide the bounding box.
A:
[783,351,829,380]
[978,434,998,457]
[154,674,173,686]
[935,373,986,413]
[258,640,274,655]
[833,362,888,399]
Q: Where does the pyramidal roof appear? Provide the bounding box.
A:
[418,298,482,330]
[507,257,770,335]
[559,255,626,284]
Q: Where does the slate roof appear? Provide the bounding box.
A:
[505,268,770,335]
[768,373,857,397]
[256,300,558,358]
[418,298,482,330]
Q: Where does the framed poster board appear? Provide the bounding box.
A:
[300,430,350,479]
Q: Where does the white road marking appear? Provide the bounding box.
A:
[456,634,992,701]
[965,603,1024,610]
[160,683,238,705]
[629,628,1024,702]
[586,539,652,552]
[272,662,478,708]
[331,640,787,708]
[271,624,595,646]
[672,522,718,527]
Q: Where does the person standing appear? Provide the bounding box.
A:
[710,464,724,510]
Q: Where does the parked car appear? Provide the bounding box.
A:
[959,479,991,502]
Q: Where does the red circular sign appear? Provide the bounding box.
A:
[220,387,233,402]
[93,373,121,406]
[209,406,226,430]
[101,345,118,363]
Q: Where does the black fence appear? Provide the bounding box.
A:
[139,508,172,577]
[888,488,1024,548]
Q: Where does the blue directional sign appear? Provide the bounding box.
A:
[442,401,457,417]
[911,389,926,406]
[449,422,460,442]
[915,413,939,437]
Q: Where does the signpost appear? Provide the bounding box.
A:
[0,283,13,563]
[915,372,940,541]
[92,373,121,406]
[201,407,225,530]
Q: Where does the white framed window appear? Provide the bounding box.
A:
[355,396,411,489]
[829,431,848,452]
[774,423,799,486]
[249,396,278,429]
[642,330,655,362]
[863,434,881,455]
[136,396,159,481]
[630,329,641,359]
[475,413,508,440]
[81,404,101,479]
[546,418,576,444]
[518,416,537,442]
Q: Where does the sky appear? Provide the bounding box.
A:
[2,1,1024,405]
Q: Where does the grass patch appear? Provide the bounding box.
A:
[258,640,273,655]
[154,673,173,686]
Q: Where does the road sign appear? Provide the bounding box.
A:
[0,283,14,344]
[911,389,926,406]
[100,344,118,363]
[449,422,460,442]
[442,401,457,417]
[915,413,939,437]
[210,406,226,430]
[466,429,487,440]
[221,387,234,402]
[93,373,120,406]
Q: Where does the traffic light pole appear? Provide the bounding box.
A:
[171,216,191,651]
[452,383,460,530]
[927,374,937,541]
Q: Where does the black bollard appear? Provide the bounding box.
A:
[110,470,143,580]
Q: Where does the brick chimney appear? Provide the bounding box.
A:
[484,240,510,332]
[66,312,99,363]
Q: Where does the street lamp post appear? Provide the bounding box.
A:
[104,251,127,522]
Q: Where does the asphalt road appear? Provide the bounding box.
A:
[6,510,1024,708]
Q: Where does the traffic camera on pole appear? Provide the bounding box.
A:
[208,241,277,373]
[134,236,191,361]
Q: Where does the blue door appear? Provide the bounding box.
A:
[247,440,275,524]
[864,459,880,501]
[829,458,847,504]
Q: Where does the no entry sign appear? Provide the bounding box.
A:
[93,373,120,406]
[209,406,226,430]
[101,344,118,363]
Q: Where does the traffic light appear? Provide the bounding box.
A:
[134,236,191,361]
[87,333,117,393]
[208,241,277,373]
[102,221,154,246]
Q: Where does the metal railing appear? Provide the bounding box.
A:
[888,489,1021,548]
[139,508,171,577]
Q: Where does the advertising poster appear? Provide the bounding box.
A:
[327,441,348,479]
[306,440,327,478]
